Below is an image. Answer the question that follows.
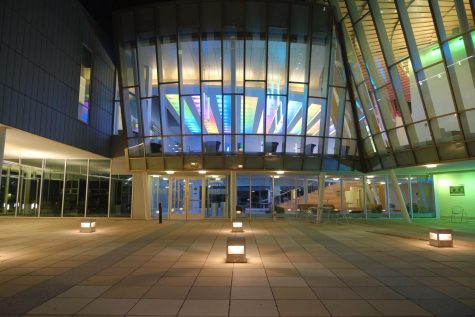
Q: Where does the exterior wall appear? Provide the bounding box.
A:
[0,0,115,157]
[434,171,475,220]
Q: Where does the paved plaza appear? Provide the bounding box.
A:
[0,218,474,316]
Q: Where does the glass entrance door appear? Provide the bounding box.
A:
[169,177,204,220]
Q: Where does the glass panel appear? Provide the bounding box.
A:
[342,101,357,139]
[417,63,456,117]
[396,59,426,122]
[326,87,346,137]
[41,159,64,217]
[206,175,227,218]
[160,84,181,135]
[245,135,264,154]
[265,135,284,154]
[141,98,161,137]
[201,33,222,80]
[289,40,309,83]
[203,135,222,154]
[0,164,19,216]
[110,175,132,217]
[274,176,298,214]
[439,0,462,40]
[324,177,341,211]
[287,83,307,135]
[366,176,387,218]
[17,160,42,217]
[236,175,250,218]
[460,109,475,138]
[388,176,411,217]
[78,45,92,123]
[150,176,168,219]
[266,95,286,135]
[410,175,435,218]
[250,176,273,218]
[309,32,330,97]
[388,127,410,150]
[375,85,404,130]
[324,138,340,156]
[306,98,325,136]
[245,35,266,80]
[267,29,288,94]
[446,36,475,110]
[120,42,138,87]
[158,36,178,82]
[430,114,462,144]
[406,1,442,69]
[304,137,322,155]
[181,95,201,134]
[202,82,223,134]
[137,35,158,97]
[408,121,433,147]
[178,34,200,95]
[163,136,182,154]
[286,136,303,154]
[87,160,110,217]
[223,34,244,93]
[330,29,346,87]
[378,1,409,61]
[182,135,202,153]
[63,160,87,217]
[123,87,140,136]
[171,178,185,216]
[342,177,364,213]
[188,178,202,216]
[244,82,265,134]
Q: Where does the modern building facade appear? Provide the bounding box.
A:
[0,0,474,222]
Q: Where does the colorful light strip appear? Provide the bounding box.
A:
[244,96,258,133]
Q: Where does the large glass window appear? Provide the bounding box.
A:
[78,45,92,124]
[41,160,64,217]
[87,160,110,217]
[63,160,88,217]
[0,163,19,216]
[110,175,132,217]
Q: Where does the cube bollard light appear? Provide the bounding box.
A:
[226,236,247,263]
[429,229,453,247]
[232,221,243,232]
[80,219,96,233]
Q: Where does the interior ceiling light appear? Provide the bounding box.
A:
[198,170,207,174]
[166,170,175,175]
[276,171,285,175]
[426,164,437,168]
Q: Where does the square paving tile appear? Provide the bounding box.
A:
[187,286,230,299]
[322,299,382,316]
[231,287,274,300]
[312,287,361,300]
[28,297,93,315]
[229,299,279,317]
[272,287,317,299]
[276,299,330,316]
[368,299,432,316]
[178,299,229,316]
[58,285,110,298]
[127,299,183,315]
[77,298,139,315]
[143,286,191,299]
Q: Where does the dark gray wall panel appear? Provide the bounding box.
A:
[0,0,115,157]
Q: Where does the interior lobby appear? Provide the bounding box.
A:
[0,0,474,316]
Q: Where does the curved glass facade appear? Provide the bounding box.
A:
[115,1,359,171]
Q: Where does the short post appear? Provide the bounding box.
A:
[158,203,163,224]
[429,229,453,247]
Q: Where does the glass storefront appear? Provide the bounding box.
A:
[0,159,124,218]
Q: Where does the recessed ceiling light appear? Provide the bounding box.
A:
[238,164,243,168]
[367,175,375,179]
[198,170,207,174]
[166,171,175,175]
[426,164,437,168]
[276,171,285,175]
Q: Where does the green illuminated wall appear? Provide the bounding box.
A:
[434,172,475,220]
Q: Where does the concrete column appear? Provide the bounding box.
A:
[389,169,411,224]
[317,173,325,223]
[131,172,150,220]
